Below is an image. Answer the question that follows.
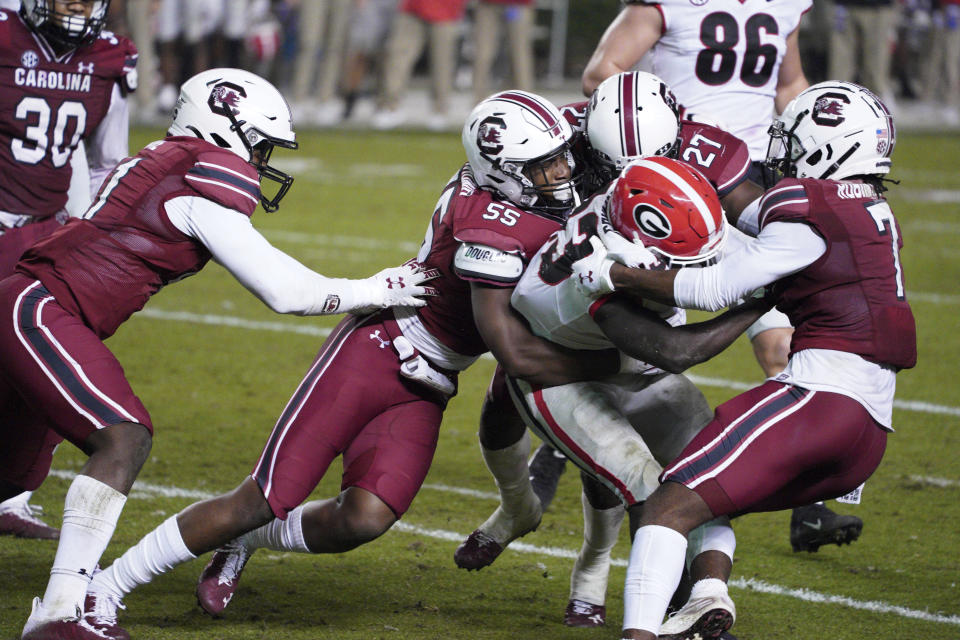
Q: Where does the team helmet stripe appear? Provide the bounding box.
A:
[620,73,639,158]
[636,158,717,234]
[497,91,560,133]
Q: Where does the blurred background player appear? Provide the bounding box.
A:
[0,0,137,541]
[552,0,865,553]
[371,0,467,130]
[575,80,914,640]
[471,0,535,104]
[4,67,435,640]
[81,90,628,636]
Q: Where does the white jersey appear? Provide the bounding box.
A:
[512,194,685,372]
[648,0,811,160]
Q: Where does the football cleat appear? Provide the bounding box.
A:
[0,501,59,540]
[790,503,863,552]
[195,541,253,616]
[453,501,541,571]
[563,598,606,627]
[82,590,129,640]
[528,443,567,511]
[22,597,117,640]
[658,589,735,640]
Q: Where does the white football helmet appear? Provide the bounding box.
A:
[766,81,895,181]
[463,90,578,213]
[584,71,680,191]
[169,68,298,212]
[21,0,110,49]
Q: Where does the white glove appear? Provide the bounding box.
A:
[348,260,439,314]
[597,210,661,269]
[572,236,616,299]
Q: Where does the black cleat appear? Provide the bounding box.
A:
[790,503,863,552]
[528,443,567,511]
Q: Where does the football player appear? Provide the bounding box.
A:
[581,0,863,554]
[455,71,755,631]
[81,91,627,636]
[506,157,774,638]
[0,0,138,541]
[3,67,436,640]
[574,81,914,640]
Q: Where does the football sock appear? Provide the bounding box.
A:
[91,515,195,600]
[569,490,625,605]
[40,475,126,619]
[240,505,310,553]
[622,525,687,634]
[478,431,541,544]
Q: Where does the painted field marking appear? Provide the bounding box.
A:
[135,308,960,418]
[44,470,960,627]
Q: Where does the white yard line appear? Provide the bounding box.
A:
[44,469,960,627]
[135,307,960,418]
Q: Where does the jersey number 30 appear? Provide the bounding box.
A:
[11,97,88,168]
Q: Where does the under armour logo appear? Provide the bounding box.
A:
[578,271,595,284]
[369,330,390,349]
[384,277,405,289]
[78,61,95,73]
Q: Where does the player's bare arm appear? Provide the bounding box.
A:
[581,4,662,96]
[721,180,764,228]
[471,284,619,386]
[775,29,810,114]
[606,263,679,307]
[593,295,772,374]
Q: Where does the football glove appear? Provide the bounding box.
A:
[598,210,661,270]
[572,236,616,299]
[349,260,439,314]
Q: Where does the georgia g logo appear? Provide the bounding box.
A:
[477,116,506,156]
[633,204,671,240]
[812,92,850,127]
[208,81,246,117]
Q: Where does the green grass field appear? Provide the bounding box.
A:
[1,128,958,640]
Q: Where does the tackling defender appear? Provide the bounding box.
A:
[575,81,915,639]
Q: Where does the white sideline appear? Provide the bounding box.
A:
[135,307,960,418]
[43,469,960,627]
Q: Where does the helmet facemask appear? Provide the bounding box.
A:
[765,112,808,182]
[516,144,580,214]
[222,107,298,213]
[21,0,110,51]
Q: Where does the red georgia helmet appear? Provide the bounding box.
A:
[607,156,726,267]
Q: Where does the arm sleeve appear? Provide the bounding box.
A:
[87,83,130,197]
[672,221,826,311]
[164,196,358,315]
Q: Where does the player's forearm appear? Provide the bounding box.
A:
[497,337,620,387]
[608,264,679,306]
[596,297,770,374]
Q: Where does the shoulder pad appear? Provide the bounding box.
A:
[184,149,261,217]
[453,242,524,285]
[758,178,809,228]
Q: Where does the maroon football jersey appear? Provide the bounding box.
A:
[675,121,750,197]
[414,165,566,356]
[0,9,137,218]
[17,137,261,339]
[560,101,749,197]
[760,178,917,370]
